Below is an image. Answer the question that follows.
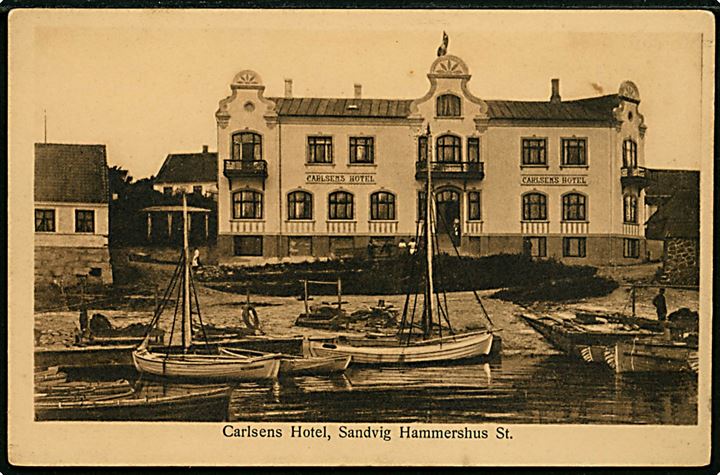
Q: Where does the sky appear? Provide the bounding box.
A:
[18,10,711,179]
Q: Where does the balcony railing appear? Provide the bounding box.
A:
[224,160,268,179]
[621,166,647,188]
[415,161,485,180]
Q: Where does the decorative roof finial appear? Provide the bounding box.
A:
[437,31,449,57]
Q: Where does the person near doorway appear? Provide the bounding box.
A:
[652,288,667,321]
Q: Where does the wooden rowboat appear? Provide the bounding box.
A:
[306,330,493,365]
[132,348,280,381]
[604,339,698,374]
[35,384,232,421]
[218,347,351,376]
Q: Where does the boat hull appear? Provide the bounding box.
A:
[132,349,280,381]
[306,331,493,365]
[35,386,231,421]
[218,348,351,376]
[606,340,698,374]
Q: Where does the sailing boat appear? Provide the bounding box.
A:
[132,194,281,380]
[307,125,494,364]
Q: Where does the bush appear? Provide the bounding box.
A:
[199,253,612,300]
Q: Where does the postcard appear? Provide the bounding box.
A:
[7,8,713,466]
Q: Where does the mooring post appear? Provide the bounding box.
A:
[631,285,636,318]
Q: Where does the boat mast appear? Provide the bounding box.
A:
[424,124,434,338]
[182,193,192,352]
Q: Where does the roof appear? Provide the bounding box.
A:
[35,143,109,204]
[155,152,218,184]
[268,94,621,122]
[646,188,699,239]
[270,98,413,118]
[645,169,700,200]
[484,95,621,122]
[140,205,211,213]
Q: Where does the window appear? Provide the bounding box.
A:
[436,135,461,163]
[468,191,481,220]
[232,132,262,161]
[163,186,173,196]
[417,191,427,221]
[623,139,638,168]
[522,193,547,221]
[562,138,587,166]
[193,185,203,195]
[232,190,263,219]
[522,138,547,166]
[35,209,55,232]
[307,136,333,164]
[624,238,640,258]
[349,137,374,164]
[288,237,312,256]
[234,236,263,256]
[370,191,396,220]
[467,138,480,163]
[287,191,313,220]
[418,136,428,162]
[328,191,354,220]
[523,236,547,257]
[75,210,95,233]
[624,195,638,223]
[436,94,461,117]
[562,193,587,221]
[563,237,587,258]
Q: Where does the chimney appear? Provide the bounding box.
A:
[284,79,293,98]
[354,83,362,99]
[202,145,209,153]
[550,78,561,103]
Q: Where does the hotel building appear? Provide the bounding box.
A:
[214,51,648,265]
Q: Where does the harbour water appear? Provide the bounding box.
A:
[65,354,697,425]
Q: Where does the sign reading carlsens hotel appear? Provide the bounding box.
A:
[521,175,588,186]
[306,173,376,184]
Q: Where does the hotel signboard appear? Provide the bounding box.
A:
[521,175,588,186]
[305,173,376,185]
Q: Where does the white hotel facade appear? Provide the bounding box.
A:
[214,51,648,265]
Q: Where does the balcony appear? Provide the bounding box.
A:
[224,160,268,179]
[415,161,485,180]
[620,166,647,189]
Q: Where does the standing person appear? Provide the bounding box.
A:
[192,248,201,269]
[652,288,667,321]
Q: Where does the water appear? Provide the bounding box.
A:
[222,356,696,425]
[59,355,686,425]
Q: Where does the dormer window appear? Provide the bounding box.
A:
[436,94,461,117]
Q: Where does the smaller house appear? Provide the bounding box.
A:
[153,145,218,198]
[35,143,113,285]
[644,169,699,285]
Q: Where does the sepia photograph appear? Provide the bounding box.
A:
[7,8,713,466]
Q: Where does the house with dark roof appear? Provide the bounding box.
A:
[644,169,700,284]
[212,44,649,265]
[153,145,218,198]
[34,143,113,285]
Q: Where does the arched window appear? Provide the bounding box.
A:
[232,190,263,219]
[622,139,637,168]
[436,94,461,117]
[287,191,313,220]
[328,191,354,220]
[370,191,396,221]
[562,193,587,221]
[436,135,461,163]
[522,193,547,221]
[624,194,638,223]
[232,132,262,161]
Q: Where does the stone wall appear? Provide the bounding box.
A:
[662,238,699,285]
[35,246,113,286]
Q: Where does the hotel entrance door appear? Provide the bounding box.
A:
[435,189,461,249]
